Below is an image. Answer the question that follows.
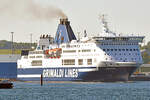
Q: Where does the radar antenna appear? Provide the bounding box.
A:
[99,14,116,36]
[99,14,109,34]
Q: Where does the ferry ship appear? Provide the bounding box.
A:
[17,16,144,81]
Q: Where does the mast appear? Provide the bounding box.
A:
[100,14,116,36]
[101,14,109,34]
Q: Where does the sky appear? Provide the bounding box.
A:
[0,0,149,43]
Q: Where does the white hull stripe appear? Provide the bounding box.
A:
[17,75,41,78]
[78,68,97,72]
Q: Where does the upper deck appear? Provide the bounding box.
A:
[92,36,144,43]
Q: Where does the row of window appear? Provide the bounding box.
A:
[106,58,141,61]
[78,59,92,65]
[79,49,91,52]
[31,60,42,66]
[66,45,80,48]
[62,59,92,65]
[29,51,44,54]
[63,49,92,53]
[101,43,138,45]
[103,48,139,52]
[63,59,75,65]
[28,56,43,59]
[105,53,140,56]
[63,50,76,53]
[62,44,93,48]
[94,37,142,41]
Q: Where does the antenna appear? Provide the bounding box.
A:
[99,14,117,37]
[99,14,109,34]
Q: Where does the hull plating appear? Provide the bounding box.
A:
[17,66,137,81]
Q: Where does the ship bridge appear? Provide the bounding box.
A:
[92,36,144,43]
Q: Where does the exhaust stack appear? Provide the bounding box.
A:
[54,18,77,45]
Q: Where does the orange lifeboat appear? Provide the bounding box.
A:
[45,48,62,59]
[45,48,61,53]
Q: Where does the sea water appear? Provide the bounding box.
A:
[0,81,150,100]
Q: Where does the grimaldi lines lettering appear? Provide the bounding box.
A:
[43,69,78,78]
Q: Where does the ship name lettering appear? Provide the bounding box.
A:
[65,69,78,78]
[43,69,64,78]
[43,69,78,78]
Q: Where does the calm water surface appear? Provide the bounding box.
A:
[0,81,150,100]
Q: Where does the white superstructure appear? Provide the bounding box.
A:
[18,35,144,68]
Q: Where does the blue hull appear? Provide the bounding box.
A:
[17,67,95,81]
[0,62,17,79]
[17,66,137,81]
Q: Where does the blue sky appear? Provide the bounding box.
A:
[0,0,149,43]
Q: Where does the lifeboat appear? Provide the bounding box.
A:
[45,48,61,53]
[45,48,62,59]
